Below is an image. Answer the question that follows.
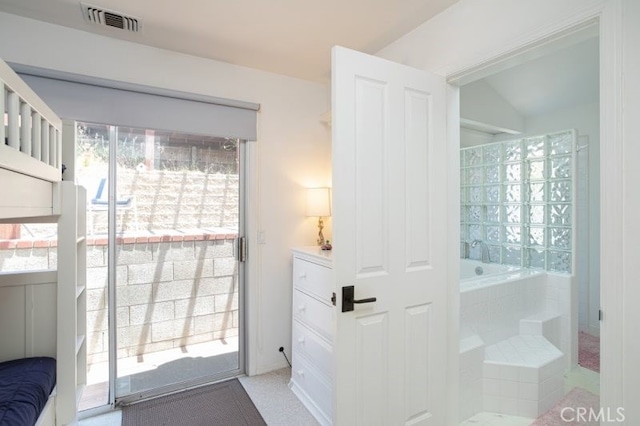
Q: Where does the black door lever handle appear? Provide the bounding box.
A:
[353,297,377,304]
[342,285,377,312]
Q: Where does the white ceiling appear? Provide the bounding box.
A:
[0,0,458,82]
[481,37,600,117]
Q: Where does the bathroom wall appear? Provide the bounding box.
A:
[460,128,494,147]
[461,80,525,134]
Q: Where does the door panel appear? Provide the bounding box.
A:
[404,303,431,423]
[405,90,432,269]
[355,313,389,425]
[332,46,448,426]
[354,77,388,276]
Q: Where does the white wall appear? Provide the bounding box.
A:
[0,11,332,375]
[460,127,494,147]
[378,0,639,422]
[461,80,524,134]
[526,102,600,338]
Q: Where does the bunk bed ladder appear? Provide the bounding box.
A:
[57,180,87,425]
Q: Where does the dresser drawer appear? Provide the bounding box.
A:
[291,355,333,420]
[293,290,334,342]
[293,257,333,304]
[293,319,333,379]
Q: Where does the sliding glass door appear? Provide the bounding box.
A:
[78,122,245,408]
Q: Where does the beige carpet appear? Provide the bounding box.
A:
[239,368,319,425]
[122,379,266,426]
[578,331,600,373]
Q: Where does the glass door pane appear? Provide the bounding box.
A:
[77,122,243,407]
[77,123,111,411]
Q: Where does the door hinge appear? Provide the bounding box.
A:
[599,309,602,321]
[235,236,247,262]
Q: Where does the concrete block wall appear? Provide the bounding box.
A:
[85,232,238,364]
[85,169,239,234]
[0,238,58,270]
[0,231,238,365]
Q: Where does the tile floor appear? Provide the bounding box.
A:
[460,365,600,426]
[78,410,122,426]
[460,412,534,426]
[79,366,599,426]
[564,365,600,395]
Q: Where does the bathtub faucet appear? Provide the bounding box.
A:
[470,239,491,263]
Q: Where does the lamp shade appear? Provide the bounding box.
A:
[306,187,331,217]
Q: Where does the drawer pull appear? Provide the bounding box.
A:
[298,304,306,313]
[299,272,307,279]
[297,369,305,377]
[297,336,305,344]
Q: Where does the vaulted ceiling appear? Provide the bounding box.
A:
[461,34,599,131]
[483,37,599,118]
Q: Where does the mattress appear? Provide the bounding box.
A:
[0,357,56,426]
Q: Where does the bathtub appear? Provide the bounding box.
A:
[459,259,541,292]
[460,259,518,279]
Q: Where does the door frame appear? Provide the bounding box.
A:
[443,1,622,422]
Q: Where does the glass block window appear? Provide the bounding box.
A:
[460,130,575,273]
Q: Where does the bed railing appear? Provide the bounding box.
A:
[0,58,62,183]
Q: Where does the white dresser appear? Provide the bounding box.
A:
[289,247,335,425]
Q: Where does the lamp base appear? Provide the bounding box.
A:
[317,217,325,246]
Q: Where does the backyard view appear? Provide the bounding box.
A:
[0,122,243,409]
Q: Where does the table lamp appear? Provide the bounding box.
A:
[306,187,331,246]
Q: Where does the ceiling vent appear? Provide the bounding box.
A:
[81,3,141,32]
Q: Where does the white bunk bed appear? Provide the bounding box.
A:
[0,60,62,220]
[0,58,86,426]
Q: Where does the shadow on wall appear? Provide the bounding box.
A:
[81,169,240,234]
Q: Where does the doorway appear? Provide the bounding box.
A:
[454,26,600,424]
[77,122,246,409]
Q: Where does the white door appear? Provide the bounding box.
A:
[332,46,448,425]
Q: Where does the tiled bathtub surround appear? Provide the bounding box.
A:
[460,270,547,347]
[460,130,575,273]
[459,269,573,422]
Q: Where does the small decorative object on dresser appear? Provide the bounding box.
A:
[289,247,334,425]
